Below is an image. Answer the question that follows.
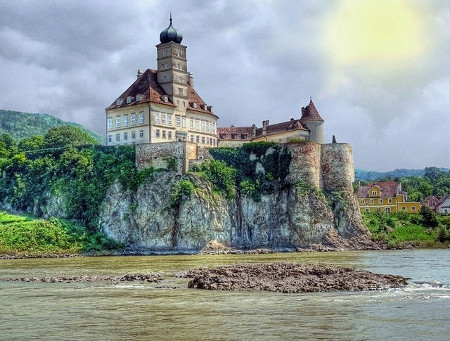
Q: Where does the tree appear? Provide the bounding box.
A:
[420,206,438,228]
[44,126,99,149]
[18,135,45,151]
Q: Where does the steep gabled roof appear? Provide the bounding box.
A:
[357,182,401,198]
[106,69,217,119]
[106,69,175,110]
[255,119,308,137]
[300,100,324,122]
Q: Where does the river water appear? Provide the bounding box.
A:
[0,249,449,340]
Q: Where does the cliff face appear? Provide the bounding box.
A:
[100,170,372,251]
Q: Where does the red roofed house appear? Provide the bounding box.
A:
[217,99,324,147]
[106,16,218,147]
[357,182,421,213]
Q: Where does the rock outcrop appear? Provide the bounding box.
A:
[100,169,373,252]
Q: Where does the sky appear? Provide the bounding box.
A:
[0,0,448,171]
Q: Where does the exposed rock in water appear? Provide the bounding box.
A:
[185,262,407,293]
[6,273,163,283]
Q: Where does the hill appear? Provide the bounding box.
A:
[355,168,449,181]
[0,110,104,143]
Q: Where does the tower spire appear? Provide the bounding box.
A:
[170,12,172,25]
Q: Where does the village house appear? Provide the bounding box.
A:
[423,195,450,214]
[106,16,218,148]
[357,182,421,214]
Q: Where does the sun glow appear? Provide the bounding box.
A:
[326,0,425,64]
[321,0,427,94]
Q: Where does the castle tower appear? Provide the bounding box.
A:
[300,99,324,144]
[156,15,189,109]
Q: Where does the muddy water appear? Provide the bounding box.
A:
[1,249,449,340]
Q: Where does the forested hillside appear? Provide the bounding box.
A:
[0,110,104,143]
[355,168,449,181]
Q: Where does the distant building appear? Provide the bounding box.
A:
[436,196,450,214]
[106,16,218,147]
[357,182,421,213]
[217,99,324,146]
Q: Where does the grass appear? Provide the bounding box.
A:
[363,211,450,248]
[0,211,121,256]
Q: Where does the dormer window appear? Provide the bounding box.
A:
[162,95,168,103]
[126,96,134,104]
[136,94,144,101]
[192,102,197,109]
[220,134,227,139]
[201,104,207,110]
[116,98,123,106]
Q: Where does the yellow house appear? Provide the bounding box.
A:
[357,182,421,213]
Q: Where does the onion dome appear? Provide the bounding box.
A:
[160,14,183,44]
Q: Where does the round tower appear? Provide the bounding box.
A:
[300,99,324,144]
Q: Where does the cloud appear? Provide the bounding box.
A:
[0,0,447,171]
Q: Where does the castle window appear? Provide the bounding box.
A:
[107,118,112,129]
[162,130,166,139]
[168,131,172,139]
[372,191,377,196]
[190,135,194,142]
[370,199,374,204]
[388,198,392,204]
[190,119,194,129]
[385,208,391,213]
[123,132,128,141]
[131,131,136,139]
[241,134,248,139]
[123,115,128,127]
[155,113,160,124]
[168,115,173,126]
[220,134,227,139]
[108,135,112,143]
[196,135,199,143]
[131,114,136,126]
[360,199,365,205]
[115,117,121,128]
[156,129,160,138]
[116,133,120,141]
[365,208,370,212]
[201,121,206,131]
[231,134,238,139]
[379,199,383,204]
[162,114,166,125]
[182,117,186,128]
[402,207,406,211]
[176,116,181,127]
[163,75,167,82]
[202,136,205,144]
[139,130,144,138]
[139,112,144,124]
[412,206,416,211]
[195,120,200,130]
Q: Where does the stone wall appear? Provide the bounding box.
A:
[136,142,186,174]
[286,142,322,188]
[321,143,354,192]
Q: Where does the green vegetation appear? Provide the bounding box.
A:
[170,179,195,207]
[200,142,292,200]
[0,211,120,255]
[363,210,450,248]
[0,109,104,143]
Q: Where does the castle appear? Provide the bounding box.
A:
[106,17,326,151]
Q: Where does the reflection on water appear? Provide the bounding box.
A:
[1,249,449,340]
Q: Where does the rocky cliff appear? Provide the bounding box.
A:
[100,170,373,252]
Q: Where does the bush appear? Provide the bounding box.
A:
[171,179,195,207]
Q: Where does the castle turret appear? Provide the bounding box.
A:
[300,99,324,144]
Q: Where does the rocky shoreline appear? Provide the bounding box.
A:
[183,262,407,293]
[5,273,163,283]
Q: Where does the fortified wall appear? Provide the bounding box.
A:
[135,141,354,191]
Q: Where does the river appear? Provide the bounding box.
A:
[1,249,449,340]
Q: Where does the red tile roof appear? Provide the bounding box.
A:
[357,182,401,198]
[106,69,217,119]
[217,126,254,140]
[300,100,324,122]
[255,119,308,137]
